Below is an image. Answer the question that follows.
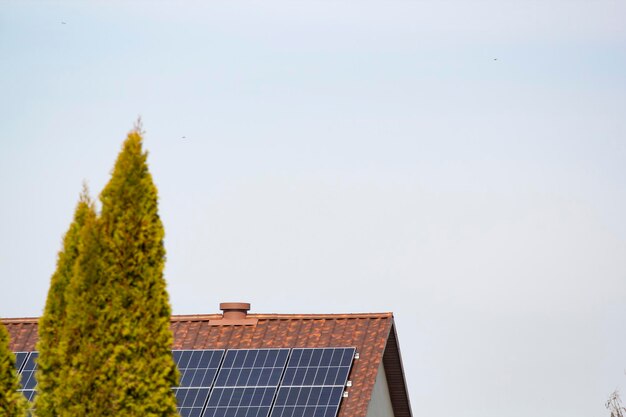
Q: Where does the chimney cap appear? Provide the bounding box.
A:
[211,302,257,326]
[220,302,250,311]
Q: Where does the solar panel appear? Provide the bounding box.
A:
[14,352,29,373]
[203,348,290,417]
[173,350,225,417]
[19,352,38,402]
[269,348,355,417]
[11,347,356,417]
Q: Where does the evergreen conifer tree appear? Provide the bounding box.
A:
[0,323,28,417]
[35,189,94,417]
[60,124,179,417]
[57,194,101,417]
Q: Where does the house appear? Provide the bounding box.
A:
[2,302,412,417]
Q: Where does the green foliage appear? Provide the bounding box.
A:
[57,198,102,416]
[57,125,179,417]
[0,323,28,417]
[35,189,94,417]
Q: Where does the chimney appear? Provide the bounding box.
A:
[220,302,250,320]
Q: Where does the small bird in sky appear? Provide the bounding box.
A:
[181,136,187,139]
[493,58,498,61]
[61,21,66,24]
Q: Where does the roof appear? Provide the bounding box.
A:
[2,311,412,417]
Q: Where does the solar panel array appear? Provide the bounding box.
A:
[13,347,356,417]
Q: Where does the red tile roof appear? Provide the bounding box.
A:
[2,312,411,417]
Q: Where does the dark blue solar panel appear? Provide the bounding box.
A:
[18,352,38,402]
[175,388,212,417]
[173,350,225,417]
[272,387,344,417]
[269,348,355,417]
[202,349,290,417]
[11,347,356,417]
[14,352,29,373]
[174,350,225,387]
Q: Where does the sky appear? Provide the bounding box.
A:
[1,0,625,416]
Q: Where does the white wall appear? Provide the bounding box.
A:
[365,362,395,417]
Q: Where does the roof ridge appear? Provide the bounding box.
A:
[172,312,394,321]
[2,312,394,325]
[1,317,40,323]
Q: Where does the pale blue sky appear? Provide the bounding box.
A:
[1,1,626,416]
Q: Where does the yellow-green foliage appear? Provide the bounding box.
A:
[57,197,100,416]
[57,125,179,417]
[0,323,28,417]
[35,190,94,417]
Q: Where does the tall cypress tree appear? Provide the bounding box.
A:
[35,189,94,417]
[0,323,28,417]
[57,194,101,417]
[60,124,179,417]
